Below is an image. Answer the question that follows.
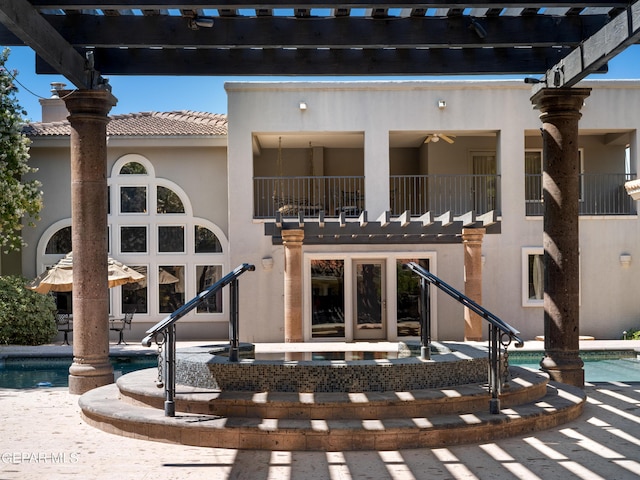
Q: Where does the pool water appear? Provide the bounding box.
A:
[0,356,157,389]
[510,354,640,383]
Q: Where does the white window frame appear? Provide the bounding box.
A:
[303,251,438,342]
[522,246,581,307]
[522,247,544,307]
[157,224,187,254]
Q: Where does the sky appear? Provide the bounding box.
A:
[3,44,640,122]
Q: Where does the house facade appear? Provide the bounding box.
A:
[20,80,640,343]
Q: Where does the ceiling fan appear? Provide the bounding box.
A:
[424,133,456,144]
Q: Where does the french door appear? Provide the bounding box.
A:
[353,260,386,340]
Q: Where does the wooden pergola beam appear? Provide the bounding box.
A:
[0,0,92,88]
[533,0,640,89]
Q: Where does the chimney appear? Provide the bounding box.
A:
[39,82,69,122]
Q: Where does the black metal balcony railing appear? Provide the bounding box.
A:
[254,174,501,219]
[254,176,365,218]
[390,174,500,217]
[525,173,637,216]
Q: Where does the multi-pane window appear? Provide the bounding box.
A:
[121,226,148,253]
[120,161,147,175]
[159,265,185,313]
[45,226,72,254]
[39,154,227,322]
[195,225,223,253]
[158,226,185,253]
[120,186,147,213]
[122,265,148,314]
[196,265,223,313]
[157,186,185,214]
[396,258,430,337]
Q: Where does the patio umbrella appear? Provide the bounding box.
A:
[27,252,146,294]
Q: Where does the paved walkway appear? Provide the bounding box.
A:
[1,341,640,479]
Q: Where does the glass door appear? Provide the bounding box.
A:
[353,261,385,340]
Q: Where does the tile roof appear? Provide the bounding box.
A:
[23,111,227,137]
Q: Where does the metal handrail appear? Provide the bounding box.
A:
[142,263,255,416]
[403,262,523,414]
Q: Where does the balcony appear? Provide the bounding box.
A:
[390,174,500,217]
[525,173,637,216]
[254,176,365,219]
[254,174,501,219]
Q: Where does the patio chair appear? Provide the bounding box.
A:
[110,310,135,345]
[55,313,73,345]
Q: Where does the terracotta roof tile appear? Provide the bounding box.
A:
[23,111,227,137]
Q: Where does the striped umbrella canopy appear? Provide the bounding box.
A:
[27,252,146,294]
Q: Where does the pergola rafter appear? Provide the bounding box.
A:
[0,0,638,85]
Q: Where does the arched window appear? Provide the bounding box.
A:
[195,225,223,253]
[157,186,185,214]
[120,161,147,175]
[45,226,71,254]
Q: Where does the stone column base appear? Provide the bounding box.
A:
[68,361,115,395]
[540,352,585,388]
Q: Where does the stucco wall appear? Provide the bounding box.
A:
[226,80,640,342]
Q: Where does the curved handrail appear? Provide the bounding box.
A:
[403,262,524,346]
[141,262,255,417]
[142,263,255,347]
[403,261,523,414]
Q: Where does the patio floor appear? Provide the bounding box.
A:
[1,340,639,479]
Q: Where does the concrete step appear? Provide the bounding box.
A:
[79,368,585,451]
[116,367,550,419]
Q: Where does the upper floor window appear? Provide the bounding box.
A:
[157,186,185,214]
[45,226,72,254]
[120,162,147,175]
[195,225,223,253]
[120,186,148,213]
[158,226,185,253]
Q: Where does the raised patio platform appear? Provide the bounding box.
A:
[78,342,586,451]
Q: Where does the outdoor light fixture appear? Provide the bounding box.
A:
[299,102,308,110]
[469,19,487,39]
[438,100,446,109]
[188,16,214,30]
[620,254,632,267]
[261,257,274,270]
[524,77,542,84]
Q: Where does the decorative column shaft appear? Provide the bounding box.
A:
[462,228,485,341]
[62,89,117,394]
[282,229,304,342]
[530,87,590,388]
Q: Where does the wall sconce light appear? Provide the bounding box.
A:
[262,257,274,270]
[299,102,308,111]
[188,16,214,30]
[620,254,632,267]
[438,100,446,109]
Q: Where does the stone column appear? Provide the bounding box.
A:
[282,229,304,342]
[530,88,590,388]
[62,89,117,394]
[462,228,485,341]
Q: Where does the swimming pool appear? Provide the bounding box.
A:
[2,350,638,388]
[509,351,640,383]
[0,356,157,389]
